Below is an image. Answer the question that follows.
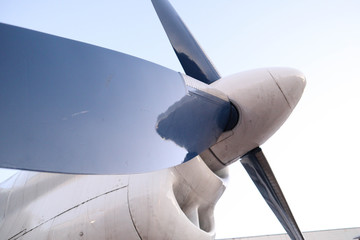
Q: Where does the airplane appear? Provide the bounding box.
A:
[0,0,306,239]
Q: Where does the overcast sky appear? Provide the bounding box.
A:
[1,0,360,238]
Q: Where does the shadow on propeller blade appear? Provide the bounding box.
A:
[156,89,230,163]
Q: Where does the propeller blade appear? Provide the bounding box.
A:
[152,0,220,84]
[0,23,231,174]
[241,147,304,240]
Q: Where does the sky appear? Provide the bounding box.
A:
[1,0,360,238]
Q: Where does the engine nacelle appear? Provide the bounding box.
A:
[201,68,306,170]
[0,157,226,240]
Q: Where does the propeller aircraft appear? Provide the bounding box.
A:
[0,0,306,239]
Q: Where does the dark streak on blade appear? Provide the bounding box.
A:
[241,147,304,240]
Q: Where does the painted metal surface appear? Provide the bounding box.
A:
[128,157,226,239]
[202,68,306,166]
[152,0,220,84]
[0,23,230,174]
[0,156,226,240]
[0,172,137,239]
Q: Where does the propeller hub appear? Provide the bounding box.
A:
[203,68,306,167]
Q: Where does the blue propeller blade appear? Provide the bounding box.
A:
[152,0,221,84]
[0,23,230,174]
[241,148,304,240]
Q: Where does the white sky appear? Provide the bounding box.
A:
[1,0,360,238]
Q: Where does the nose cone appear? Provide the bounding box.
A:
[269,68,306,109]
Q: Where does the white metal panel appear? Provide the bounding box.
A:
[128,156,226,240]
[0,172,131,239]
[1,156,227,239]
[208,68,305,165]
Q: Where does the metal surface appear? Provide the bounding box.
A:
[241,148,304,240]
[0,23,230,174]
[152,0,221,84]
[206,68,306,166]
[0,156,225,240]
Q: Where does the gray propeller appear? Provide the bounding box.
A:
[151,0,304,239]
